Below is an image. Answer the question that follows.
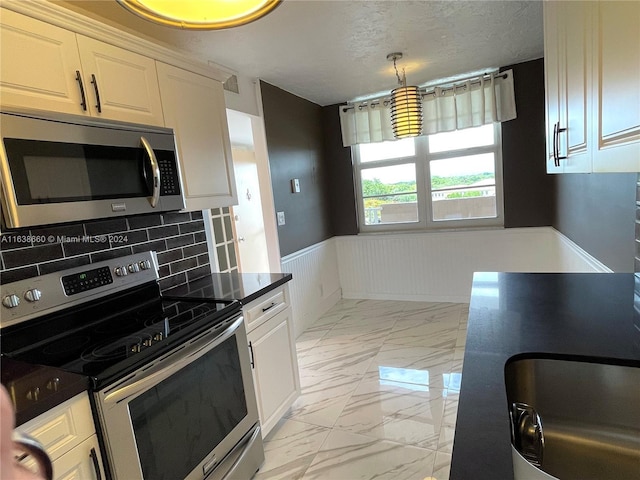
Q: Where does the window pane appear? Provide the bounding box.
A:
[361,164,418,225]
[430,153,496,221]
[359,138,415,162]
[429,124,494,153]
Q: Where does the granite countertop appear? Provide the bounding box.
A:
[450,272,640,480]
[163,271,292,305]
[1,357,89,426]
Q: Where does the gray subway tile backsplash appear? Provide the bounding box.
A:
[0,211,211,290]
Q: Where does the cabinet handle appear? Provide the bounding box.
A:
[557,126,567,162]
[248,341,255,369]
[90,74,102,113]
[90,447,102,480]
[552,122,558,166]
[75,71,87,111]
[262,302,277,313]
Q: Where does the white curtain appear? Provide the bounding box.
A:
[339,69,517,146]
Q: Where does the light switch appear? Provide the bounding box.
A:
[277,211,286,226]
[291,178,301,193]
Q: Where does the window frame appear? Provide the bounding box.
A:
[353,124,504,232]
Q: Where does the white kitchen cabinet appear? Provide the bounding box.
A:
[157,62,238,210]
[591,1,640,172]
[0,8,164,126]
[244,284,300,436]
[544,0,640,173]
[544,0,593,173]
[16,393,105,480]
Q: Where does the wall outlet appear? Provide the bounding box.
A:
[291,178,301,193]
[277,211,286,226]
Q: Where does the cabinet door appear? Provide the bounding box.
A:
[0,8,86,115]
[543,1,563,174]
[247,307,300,436]
[51,436,104,480]
[562,1,592,173]
[76,35,164,126]
[157,62,238,210]
[592,1,640,172]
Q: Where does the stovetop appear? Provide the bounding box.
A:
[0,251,241,390]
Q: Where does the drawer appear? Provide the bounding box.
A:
[244,285,289,332]
[16,393,95,462]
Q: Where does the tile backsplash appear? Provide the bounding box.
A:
[0,211,210,291]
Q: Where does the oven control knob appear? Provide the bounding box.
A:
[114,266,128,277]
[24,288,42,303]
[139,260,152,270]
[2,294,20,308]
[128,263,140,273]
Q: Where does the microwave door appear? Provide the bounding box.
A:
[140,136,160,208]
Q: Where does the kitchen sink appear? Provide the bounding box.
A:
[504,356,640,480]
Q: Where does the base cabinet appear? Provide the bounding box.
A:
[243,284,300,437]
[16,393,105,480]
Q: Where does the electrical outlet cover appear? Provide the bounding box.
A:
[277,211,286,225]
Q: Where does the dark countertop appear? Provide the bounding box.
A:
[450,272,640,480]
[1,357,89,426]
[163,272,292,305]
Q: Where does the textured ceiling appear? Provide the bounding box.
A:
[55,0,544,106]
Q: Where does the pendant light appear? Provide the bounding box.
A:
[117,0,282,30]
[388,52,423,139]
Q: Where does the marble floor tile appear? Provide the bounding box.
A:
[333,371,447,449]
[297,338,380,377]
[432,451,452,480]
[285,370,361,428]
[367,344,455,390]
[296,329,330,357]
[263,299,467,479]
[386,317,461,349]
[300,429,437,480]
[254,418,331,480]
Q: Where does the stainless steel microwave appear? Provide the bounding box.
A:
[0,109,186,229]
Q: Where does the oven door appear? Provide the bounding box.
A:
[94,315,263,480]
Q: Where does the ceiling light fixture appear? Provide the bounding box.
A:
[388,52,423,139]
[117,0,282,30]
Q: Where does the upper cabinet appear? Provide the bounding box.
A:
[0,9,164,126]
[157,63,238,209]
[544,1,640,173]
[592,1,640,172]
[1,3,239,210]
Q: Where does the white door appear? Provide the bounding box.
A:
[231,147,270,273]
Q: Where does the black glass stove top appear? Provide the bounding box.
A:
[1,283,240,389]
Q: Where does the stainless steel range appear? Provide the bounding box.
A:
[0,251,264,480]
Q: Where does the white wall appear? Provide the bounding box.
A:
[280,238,341,337]
[336,227,611,303]
[281,227,611,337]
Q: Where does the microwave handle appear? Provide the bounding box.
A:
[140,136,161,208]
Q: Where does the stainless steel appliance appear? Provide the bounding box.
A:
[0,108,185,229]
[0,252,264,480]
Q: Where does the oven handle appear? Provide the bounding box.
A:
[102,315,244,405]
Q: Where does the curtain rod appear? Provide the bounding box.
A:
[341,72,509,112]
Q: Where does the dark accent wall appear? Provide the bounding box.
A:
[260,81,332,256]
[553,173,636,272]
[322,104,358,236]
[0,211,211,291]
[501,59,555,228]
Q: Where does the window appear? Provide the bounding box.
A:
[354,124,503,231]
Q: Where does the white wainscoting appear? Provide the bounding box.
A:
[281,238,341,337]
[335,227,612,303]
